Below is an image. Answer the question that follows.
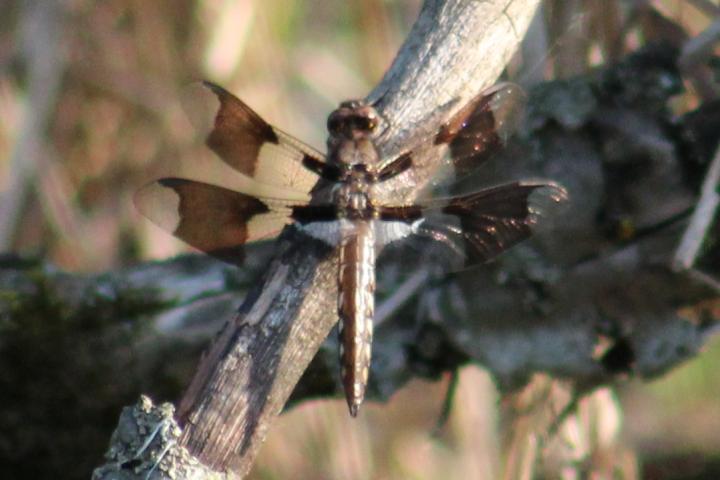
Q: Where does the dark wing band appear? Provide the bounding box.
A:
[135,177,335,266]
[183,81,329,195]
[379,181,567,267]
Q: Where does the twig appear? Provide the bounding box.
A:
[0,1,66,249]
[375,268,429,327]
[678,18,720,99]
[687,0,720,17]
[673,142,720,271]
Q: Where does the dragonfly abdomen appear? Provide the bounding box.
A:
[337,220,375,417]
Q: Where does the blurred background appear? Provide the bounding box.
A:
[0,0,719,479]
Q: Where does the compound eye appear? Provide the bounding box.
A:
[353,115,376,132]
[353,117,368,131]
[327,115,341,134]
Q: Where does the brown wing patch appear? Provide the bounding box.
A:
[442,182,553,263]
[385,181,568,268]
[135,177,295,265]
[378,204,423,222]
[202,81,278,178]
[435,83,526,176]
[194,81,325,194]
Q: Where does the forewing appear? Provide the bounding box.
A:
[376,83,527,202]
[380,181,568,270]
[434,82,526,179]
[135,177,307,265]
[182,81,326,195]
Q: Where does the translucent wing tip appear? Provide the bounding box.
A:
[527,180,569,203]
[487,82,528,141]
[523,180,570,226]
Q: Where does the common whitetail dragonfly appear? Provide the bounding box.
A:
[135,81,567,417]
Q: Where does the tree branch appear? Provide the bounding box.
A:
[173,0,542,476]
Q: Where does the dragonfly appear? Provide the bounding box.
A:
[135,81,567,417]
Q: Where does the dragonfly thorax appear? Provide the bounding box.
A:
[334,170,376,220]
